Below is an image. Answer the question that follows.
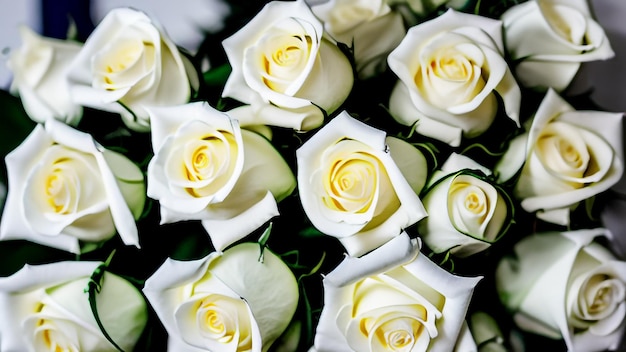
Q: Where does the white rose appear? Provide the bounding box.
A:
[67,7,198,132]
[0,261,148,352]
[496,89,624,225]
[496,228,626,351]
[222,0,354,131]
[143,241,299,352]
[387,9,521,147]
[0,118,145,254]
[296,111,428,257]
[313,232,482,352]
[502,0,614,92]
[147,102,296,251]
[311,0,406,79]
[7,26,83,125]
[419,153,512,257]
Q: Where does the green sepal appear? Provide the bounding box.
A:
[84,250,125,352]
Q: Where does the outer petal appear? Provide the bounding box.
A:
[227,103,325,134]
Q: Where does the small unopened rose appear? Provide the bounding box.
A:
[502,0,614,92]
[419,153,512,257]
[0,119,145,253]
[147,102,296,251]
[311,0,406,79]
[497,228,626,351]
[496,89,624,225]
[297,111,428,257]
[0,261,148,352]
[222,0,354,131]
[313,232,482,352]
[143,241,299,352]
[387,9,521,146]
[67,7,198,132]
[8,26,83,125]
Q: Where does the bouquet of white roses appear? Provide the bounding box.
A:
[0,0,624,351]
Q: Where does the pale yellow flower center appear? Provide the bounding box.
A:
[182,131,238,197]
[31,303,80,352]
[42,158,79,215]
[415,44,486,109]
[94,38,155,91]
[320,140,382,215]
[464,191,484,214]
[196,295,252,350]
[262,34,312,93]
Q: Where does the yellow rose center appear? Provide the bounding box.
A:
[589,286,611,314]
[261,33,312,93]
[30,302,80,352]
[321,140,381,214]
[182,131,238,197]
[196,295,252,350]
[94,38,155,91]
[558,139,583,168]
[431,55,468,81]
[464,192,484,214]
[42,157,79,214]
[536,122,590,181]
[415,44,486,109]
[376,317,423,351]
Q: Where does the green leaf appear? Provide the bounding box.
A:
[0,90,36,160]
[298,226,325,238]
[203,63,232,87]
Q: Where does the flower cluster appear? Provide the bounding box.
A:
[0,0,624,351]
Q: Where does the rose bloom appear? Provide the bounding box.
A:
[7,26,83,126]
[297,111,428,257]
[313,232,482,352]
[143,241,299,352]
[222,0,354,131]
[497,228,626,351]
[67,7,198,132]
[496,89,624,225]
[0,261,148,352]
[501,0,614,92]
[419,153,512,258]
[387,9,521,147]
[0,119,145,254]
[310,0,406,79]
[146,102,296,251]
